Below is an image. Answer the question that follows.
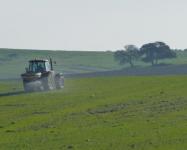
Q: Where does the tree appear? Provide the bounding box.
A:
[140,42,176,66]
[114,45,139,67]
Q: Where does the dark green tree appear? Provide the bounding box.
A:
[140,42,176,66]
[114,45,139,67]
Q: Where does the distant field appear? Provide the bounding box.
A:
[1,48,187,79]
[0,76,187,149]
[0,49,119,79]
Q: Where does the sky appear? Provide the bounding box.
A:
[0,0,187,51]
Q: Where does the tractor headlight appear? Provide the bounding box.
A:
[35,73,42,78]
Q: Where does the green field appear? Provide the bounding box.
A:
[1,48,187,79]
[0,49,119,79]
[0,76,187,149]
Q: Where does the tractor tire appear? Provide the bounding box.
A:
[55,76,64,89]
[37,81,44,92]
[23,83,30,92]
[42,74,56,91]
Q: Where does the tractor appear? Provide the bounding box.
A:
[21,58,64,92]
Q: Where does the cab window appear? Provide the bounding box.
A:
[45,62,51,71]
[29,61,45,73]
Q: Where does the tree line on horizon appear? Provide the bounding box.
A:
[114,41,177,67]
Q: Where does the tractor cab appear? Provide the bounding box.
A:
[26,59,53,73]
[26,59,52,73]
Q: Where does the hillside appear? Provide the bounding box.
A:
[1,48,187,79]
[0,49,119,79]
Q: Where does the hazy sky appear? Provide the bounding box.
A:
[0,0,187,51]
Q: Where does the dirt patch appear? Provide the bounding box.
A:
[5,130,16,133]
[87,98,187,116]
[1,104,26,107]
[146,98,187,115]
[32,111,49,115]
[88,103,129,114]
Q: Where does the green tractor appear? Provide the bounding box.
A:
[21,58,64,92]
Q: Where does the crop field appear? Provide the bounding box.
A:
[0,76,187,150]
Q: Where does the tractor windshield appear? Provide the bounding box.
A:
[29,61,46,73]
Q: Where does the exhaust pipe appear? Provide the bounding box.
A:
[50,58,53,70]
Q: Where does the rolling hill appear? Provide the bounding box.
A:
[0,48,187,79]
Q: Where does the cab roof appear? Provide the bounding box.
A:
[29,59,49,62]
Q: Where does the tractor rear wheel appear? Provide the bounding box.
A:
[42,74,56,91]
[55,76,64,89]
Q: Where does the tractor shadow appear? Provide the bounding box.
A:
[0,91,25,97]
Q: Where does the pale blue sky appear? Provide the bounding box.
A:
[0,0,186,51]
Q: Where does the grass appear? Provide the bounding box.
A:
[0,76,187,149]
